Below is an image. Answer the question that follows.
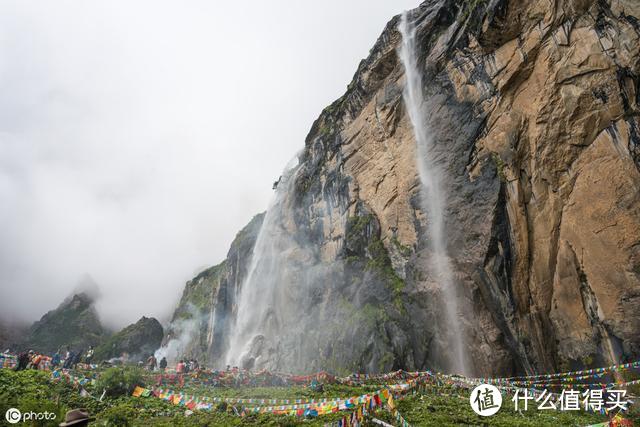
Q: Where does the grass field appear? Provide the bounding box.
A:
[0,368,637,426]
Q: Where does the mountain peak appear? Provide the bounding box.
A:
[22,291,105,354]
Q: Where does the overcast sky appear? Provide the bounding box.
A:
[0,0,418,329]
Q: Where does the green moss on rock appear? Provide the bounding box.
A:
[93,317,163,361]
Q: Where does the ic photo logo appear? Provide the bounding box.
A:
[470,384,503,416]
[5,408,21,424]
[5,408,57,424]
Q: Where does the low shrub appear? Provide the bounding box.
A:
[94,367,145,398]
[98,403,137,426]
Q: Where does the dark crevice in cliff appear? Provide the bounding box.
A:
[629,117,640,169]
[614,66,640,169]
[479,182,533,374]
[566,241,624,368]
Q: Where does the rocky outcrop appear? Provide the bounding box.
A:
[169,0,640,375]
[94,316,163,361]
[22,293,105,354]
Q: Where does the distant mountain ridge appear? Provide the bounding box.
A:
[18,292,163,361]
[24,292,105,354]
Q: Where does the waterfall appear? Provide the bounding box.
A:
[225,158,301,369]
[398,11,470,375]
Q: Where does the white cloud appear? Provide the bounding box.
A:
[0,0,418,328]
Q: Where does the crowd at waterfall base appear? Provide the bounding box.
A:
[1,349,639,426]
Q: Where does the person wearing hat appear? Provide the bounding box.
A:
[59,409,94,426]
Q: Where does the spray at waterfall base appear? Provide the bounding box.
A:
[156,12,483,377]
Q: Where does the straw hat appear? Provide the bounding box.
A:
[58,409,95,426]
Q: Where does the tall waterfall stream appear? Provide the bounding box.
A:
[398,11,470,375]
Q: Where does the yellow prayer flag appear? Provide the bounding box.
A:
[132,386,145,397]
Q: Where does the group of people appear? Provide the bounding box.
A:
[175,358,200,374]
[14,349,48,371]
[10,347,209,377]
[53,346,94,369]
[11,345,95,372]
[144,354,168,372]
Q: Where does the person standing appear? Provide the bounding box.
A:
[72,349,83,368]
[30,352,43,370]
[63,349,76,369]
[159,357,167,372]
[15,351,30,371]
[146,355,157,371]
[52,350,61,368]
[84,346,94,365]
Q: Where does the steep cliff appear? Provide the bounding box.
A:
[168,0,640,376]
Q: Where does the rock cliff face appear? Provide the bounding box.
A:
[168,0,640,375]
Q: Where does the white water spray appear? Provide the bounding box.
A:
[225,158,301,368]
[398,11,469,375]
[154,303,203,364]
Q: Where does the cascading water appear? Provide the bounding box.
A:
[225,158,301,369]
[398,11,470,375]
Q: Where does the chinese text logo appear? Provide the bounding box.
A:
[470,384,502,416]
